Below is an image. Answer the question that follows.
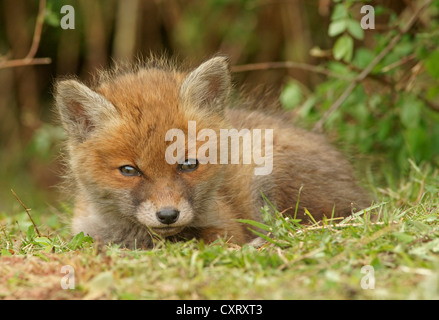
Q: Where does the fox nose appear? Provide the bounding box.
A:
[156,207,180,225]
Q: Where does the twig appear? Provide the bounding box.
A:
[0,57,52,69]
[404,61,423,92]
[418,94,439,112]
[295,220,398,233]
[0,0,51,70]
[312,0,433,133]
[11,189,41,237]
[231,61,349,79]
[26,0,47,59]
[381,53,416,72]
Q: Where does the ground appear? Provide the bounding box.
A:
[1,162,438,300]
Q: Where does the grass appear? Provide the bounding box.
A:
[1,161,439,300]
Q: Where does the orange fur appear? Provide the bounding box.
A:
[55,56,371,248]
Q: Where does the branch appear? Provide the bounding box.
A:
[312,0,433,133]
[26,0,47,59]
[0,57,52,69]
[418,94,439,112]
[11,189,41,237]
[0,0,51,70]
[231,61,349,79]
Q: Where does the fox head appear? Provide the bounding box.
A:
[55,56,232,238]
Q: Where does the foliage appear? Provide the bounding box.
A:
[1,162,439,299]
[280,0,439,176]
[1,0,439,300]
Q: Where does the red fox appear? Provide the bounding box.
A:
[55,56,371,248]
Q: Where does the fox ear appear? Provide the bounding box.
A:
[179,56,231,114]
[55,79,118,143]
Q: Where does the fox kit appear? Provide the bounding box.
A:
[55,56,371,248]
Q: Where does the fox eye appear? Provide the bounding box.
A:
[178,159,199,172]
[119,165,141,177]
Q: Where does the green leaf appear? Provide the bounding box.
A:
[235,219,272,232]
[399,95,422,128]
[353,48,375,69]
[68,232,93,250]
[34,237,52,247]
[44,9,60,27]
[328,19,348,37]
[26,225,36,241]
[1,248,13,256]
[280,81,303,110]
[333,35,354,62]
[299,95,316,118]
[347,19,364,40]
[304,208,318,225]
[424,50,439,79]
[377,116,391,140]
[331,4,348,20]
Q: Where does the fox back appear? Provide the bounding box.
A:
[55,56,371,248]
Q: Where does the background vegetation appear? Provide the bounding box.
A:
[0,0,439,300]
[1,0,438,211]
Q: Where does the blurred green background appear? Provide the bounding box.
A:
[0,0,438,214]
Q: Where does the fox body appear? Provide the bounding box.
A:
[55,56,371,248]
